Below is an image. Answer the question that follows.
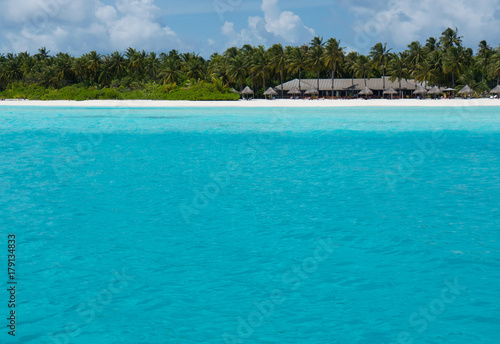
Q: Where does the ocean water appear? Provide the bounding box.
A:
[1,106,499,344]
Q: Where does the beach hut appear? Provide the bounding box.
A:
[304,87,319,97]
[287,86,301,98]
[457,85,473,98]
[428,86,443,98]
[413,85,428,99]
[263,87,278,99]
[358,86,374,98]
[241,86,254,99]
[489,85,500,96]
[383,87,398,99]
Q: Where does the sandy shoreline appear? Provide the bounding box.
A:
[0,98,499,108]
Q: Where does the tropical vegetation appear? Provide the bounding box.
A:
[1,28,499,100]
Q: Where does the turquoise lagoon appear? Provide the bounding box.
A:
[0,106,499,343]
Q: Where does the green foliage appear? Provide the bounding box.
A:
[0,81,240,101]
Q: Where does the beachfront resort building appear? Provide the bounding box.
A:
[275,77,426,98]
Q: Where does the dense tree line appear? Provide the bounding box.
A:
[1,27,499,98]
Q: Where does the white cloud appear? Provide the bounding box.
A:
[0,0,183,54]
[222,0,315,47]
[349,0,500,51]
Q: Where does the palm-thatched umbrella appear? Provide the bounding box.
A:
[287,86,301,97]
[427,86,443,99]
[413,85,428,98]
[383,87,398,99]
[489,85,500,96]
[304,87,319,96]
[263,87,278,99]
[358,86,374,98]
[241,86,254,99]
[428,86,443,95]
[457,85,473,97]
[230,88,240,94]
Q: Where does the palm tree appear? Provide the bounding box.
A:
[227,55,246,91]
[477,40,493,82]
[109,51,127,79]
[269,44,287,98]
[439,27,463,50]
[370,42,391,90]
[388,52,409,97]
[345,51,359,87]
[443,46,466,87]
[85,51,101,84]
[406,41,424,79]
[488,47,500,85]
[250,46,270,94]
[353,54,372,87]
[323,38,344,96]
[287,45,308,92]
[160,57,181,84]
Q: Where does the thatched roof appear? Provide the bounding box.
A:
[263,87,278,96]
[428,86,443,95]
[413,85,428,95]
[444,87,456,92]
[276,77,425,92]
[358,86,374,96]
[287,86,301,95]
[230,88,240,94]
[383,87,398,95]
[457,85,473,95]
[304,87,319,95]
[489,85,500,94]
[241,86,254,95]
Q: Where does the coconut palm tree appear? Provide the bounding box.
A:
[287,45,308,92]
[269,44,287,98]
[250,45,270,94]
[323,38,345,96]
[406,41,424,79]
[443,46,466,87]
[160,57,181,84]
[227,54,247,91]
[477,40,493,82]
[353,54,372,87]
[109,51,127,79]
[439,27,463,50]
[345,51,359,87]
[388,52,409,97]
[488,47,500,85]
[370,42,391,90]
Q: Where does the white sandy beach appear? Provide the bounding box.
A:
[0,98,499,108]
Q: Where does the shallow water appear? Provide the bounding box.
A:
[1,106,499,344]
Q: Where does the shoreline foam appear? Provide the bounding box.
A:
[0,98,499,108]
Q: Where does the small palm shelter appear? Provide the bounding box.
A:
[490,85,500,96]
[358,86,374,98]
[428,86,443,98]
[413,85,428,98]
[287,86,301,98]
[263,87,278,99]
[304,87,319,97]
[241,86,254,99]
[383,87,398,99]
[457,85,473,98]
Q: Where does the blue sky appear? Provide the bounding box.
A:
[1,0,499,57]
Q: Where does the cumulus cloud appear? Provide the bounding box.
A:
[0,0,182,54]
[349,0,500,51]
[222,0,315,47]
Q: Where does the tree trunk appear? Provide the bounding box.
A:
[317,70,320,96]
[281,66,284,99]
[452,70,455,87]
[382,65,385,90]
[331,65,336,97]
